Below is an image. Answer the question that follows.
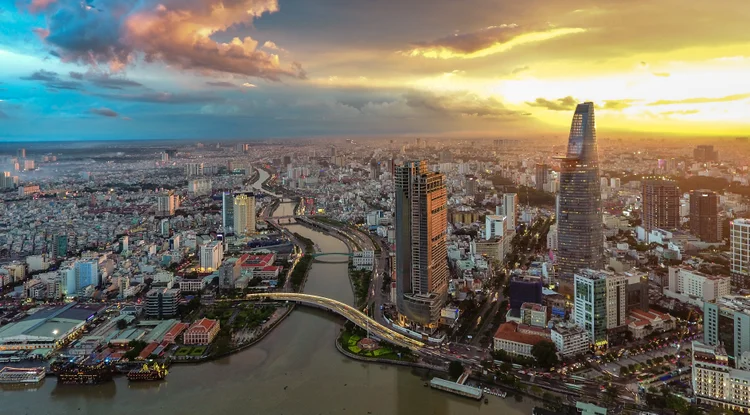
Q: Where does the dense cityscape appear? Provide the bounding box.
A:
[3,0,750,414]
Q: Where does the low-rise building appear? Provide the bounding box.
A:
[352,250,375,271]
[493,322,549,358]
[520,302,547,328]
[627,308,676,339]
[550,321,590,357]
[667,266,730,303]
[184,318,220,345]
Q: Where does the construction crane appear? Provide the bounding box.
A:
[675,308,696,351]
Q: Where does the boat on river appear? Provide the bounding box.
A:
[127,363,168,382]
[0,367,46,384]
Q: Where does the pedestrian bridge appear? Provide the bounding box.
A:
[244,293,425,350]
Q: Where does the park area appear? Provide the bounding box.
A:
[202,302,276,331]
[174,346,208,358]
[339,329,414,361]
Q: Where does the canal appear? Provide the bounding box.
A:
[1,204,535,415]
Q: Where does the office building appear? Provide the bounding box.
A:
[160,218,170,236]
[17,148,26,158]
[222,192,235,234]
[642,178,679,232]
[145,288,181,319]
[692,341,750,412]
[574,269,625,347]
[704,297,750,360]
[65,260,100,296]
[200,241,224,272]
[520,303,547,328]
[485,215,507,240]
[233,193,256,237]
[352,250,375,271]
[690,190,721,242]
[465,175,478,196]
[547,224,558,251]
[157,193,177,217]
[535,163,548,191]
[218,259,241,289]
[557,103,604,280]
[694,145,719,162]
[732,219,750,286]
[394,160,449,328]
[502,193,518,231]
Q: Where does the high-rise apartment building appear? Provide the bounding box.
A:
[535,163,548,191]
[184,162,204,177]
[502,193,518,232]
[52,234,68,259]
[694,145,719,162]
[731,219,750,286]
[233,193,256,237]
[642,178,680,232]
[690,190,721,242]
[200,241,224,272]
[222,192,234,234]
[157,193,177,216]
[557,102,604,280]
[394,161,449,327]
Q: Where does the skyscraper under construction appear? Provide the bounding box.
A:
[557,102,604,284]
[394,160,449,328]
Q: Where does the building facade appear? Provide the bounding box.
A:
[145,288,180,319]
[690,190,721,242]
[692,341,750,412]
[557,102,604,280]
[573,269,613,347]
[668,266,730,303]
[551,321,590,357]
[200,241,224,272]
[732,219,750,286]
[394,160,449,327]
[233,193,256,237]
[222,192,234,234]
[642,178,680,232]
[352,250,375,271]
[184,318,220,345]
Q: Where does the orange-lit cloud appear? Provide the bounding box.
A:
[647,93,750,106]
[402,25,585,59]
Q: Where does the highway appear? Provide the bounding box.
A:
[245,292,425,350]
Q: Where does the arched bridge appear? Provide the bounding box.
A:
[310,252,352,257]
[245,293,425,351]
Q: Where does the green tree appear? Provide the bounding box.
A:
[531,340,559,369]
[448,361,464,380]
[116,319,128,330]
[603,384,619,405]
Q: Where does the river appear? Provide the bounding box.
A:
[1,202,535,415]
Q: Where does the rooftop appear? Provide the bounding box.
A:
[494,322,548,346]
[239,253,275,268]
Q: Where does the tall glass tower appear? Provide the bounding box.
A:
[394,160,448,328]
[557,102,604,282]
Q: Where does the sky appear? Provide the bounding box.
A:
[1,0,750,141]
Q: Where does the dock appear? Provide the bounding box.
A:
[429,377,483,400]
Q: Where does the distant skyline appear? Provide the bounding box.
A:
[1,0,750,141]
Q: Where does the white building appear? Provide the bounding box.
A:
[731,219,750,284]
[606,273,627,330]
[233,194,256,237]
[352,250,375,271]
[547,224,558,251]
[502,193,518,231]
[493,322,549,358]
[667,266,730,303]
[692,341,750,412]
[200,241,224,272]
[550,321,590,357]
[184,163,204,177]
[157,193,177,216]
[520,303,547,328]
[485,215,507,240]
[188,178,212,196]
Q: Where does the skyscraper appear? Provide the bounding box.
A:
[502,193,518,232]
[535,163,548,191]
[557,102,604,281]
[394,161,448,328]
[690,190,721,242]
[642,178,680,232]
[731,219,750,286]
[157,192,177,216]
[222,192,235,234]
[233,193,256,237]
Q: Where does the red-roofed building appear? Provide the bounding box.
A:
[164,322,189,343]
[138,342,159,360]
[184,318,220,345]
[493,322,550,358]
[627,308,676,339]
[238,253,282,281]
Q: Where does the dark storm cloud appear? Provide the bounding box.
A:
[20,69,84,90]
[206,81,239,88]
[96,91,224,104]
[405,90,529,119]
